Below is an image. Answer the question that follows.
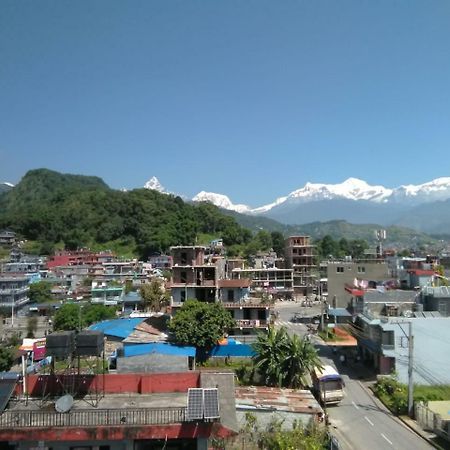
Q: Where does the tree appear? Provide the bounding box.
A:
[53,303,117,331]
[29,281,53,303]
[0,347,14,372]
[53,303,83,331]
[252,326,322,388]
[252,327,290,387]
[140,278,169,312]
[168,300,235,350]
[284,334,323,389]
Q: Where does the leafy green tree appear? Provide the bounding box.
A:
[168,300,235,350]
[140,278,169,312]
[252,327,322,388]
[53,303,117,331]
[0,347,14,372]
[29,281,53,303]
[82,304,117,325]
[53,303,83,331]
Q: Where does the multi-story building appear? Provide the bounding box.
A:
[327,259,390,308]
[170,246,218,305]
[231,267,294,301]
[0,229,16,246]
[47,249,116,269]
[284,236,316,296]
[169,246,272,335]
[0,274,30,310]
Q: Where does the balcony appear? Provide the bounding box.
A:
[0,407,188,429]
[236,319,268,328]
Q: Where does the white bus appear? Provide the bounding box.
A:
[312,365,345,405]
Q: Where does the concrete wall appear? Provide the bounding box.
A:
[23,372,200,396]
[117,353,188,373]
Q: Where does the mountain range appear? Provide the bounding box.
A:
[144,176,450,234]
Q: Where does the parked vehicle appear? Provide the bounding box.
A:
[312,365,345,405]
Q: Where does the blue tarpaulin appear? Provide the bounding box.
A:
[89,318,145,339]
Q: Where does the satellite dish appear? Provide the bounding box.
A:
[55,394,74,413]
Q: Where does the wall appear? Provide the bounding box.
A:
[23,372,200,396]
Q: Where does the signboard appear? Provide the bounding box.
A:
[33,338,46,361]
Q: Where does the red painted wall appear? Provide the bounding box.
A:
[23,372,200,396]
[0,422,236,442]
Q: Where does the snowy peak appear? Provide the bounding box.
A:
[393,177,450,202]
[193,191,251,214]
[288,178,392,203]
[2,182,14,187]
[144,176,166,193]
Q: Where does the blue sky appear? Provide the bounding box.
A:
[1,1,450,207]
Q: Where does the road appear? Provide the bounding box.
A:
[274,302,434,450]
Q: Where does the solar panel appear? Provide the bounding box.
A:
[186,388,204,421]
[203,388,219,419]
[0,372,20,413]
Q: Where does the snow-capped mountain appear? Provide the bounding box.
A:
[192,191,251,214]
[2,182,14,188]
[390,177,450,204]
[191,177,450,213]
[144,176,167,194]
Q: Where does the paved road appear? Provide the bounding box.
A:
[273,302,433,450]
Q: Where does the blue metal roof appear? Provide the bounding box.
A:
[123,343,196,358]
[89,318,145,339]
[328,308,352,317]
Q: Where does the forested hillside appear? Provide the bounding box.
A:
[0,169,257,257]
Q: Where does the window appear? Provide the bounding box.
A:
[358,266,366,274]
[227,290,234,301]
[336,267,344,273]
[180,291,186,302]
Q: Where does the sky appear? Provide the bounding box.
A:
[1,1,450,207]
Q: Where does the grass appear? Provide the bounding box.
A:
[373,375,450,415]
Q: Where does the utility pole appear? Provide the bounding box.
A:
[407,321,414,418]
[394,320,414,417]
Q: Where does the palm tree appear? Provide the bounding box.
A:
[283,333,323,389]
[252,326,323,389]
[252,326,289,387]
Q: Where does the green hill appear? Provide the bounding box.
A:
[0,169,252,257]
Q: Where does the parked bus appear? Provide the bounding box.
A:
[312,365,345,405]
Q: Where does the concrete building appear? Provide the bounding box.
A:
[0,274,30,310]
[0,371,238,450]
[355,313,450,385]
[284,236,316,296]
[327,259,390,308]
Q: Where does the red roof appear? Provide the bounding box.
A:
[407,269,434,276]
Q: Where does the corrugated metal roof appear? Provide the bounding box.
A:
[235,386,322,414]
[89,318,145,339]
[123,343,196,357]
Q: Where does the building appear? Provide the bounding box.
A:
[231,267,294,301]
[170,246,219,305]
[0,274,30,310]
[327,259,390,308]
[284,236,316,296]
[0,230,16,246]
[0,371,238,450]
[421,286,450,317]
[354,312,450,385]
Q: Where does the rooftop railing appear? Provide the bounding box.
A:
[0,407,187,429]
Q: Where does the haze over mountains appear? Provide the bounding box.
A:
[145,176,450,234]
